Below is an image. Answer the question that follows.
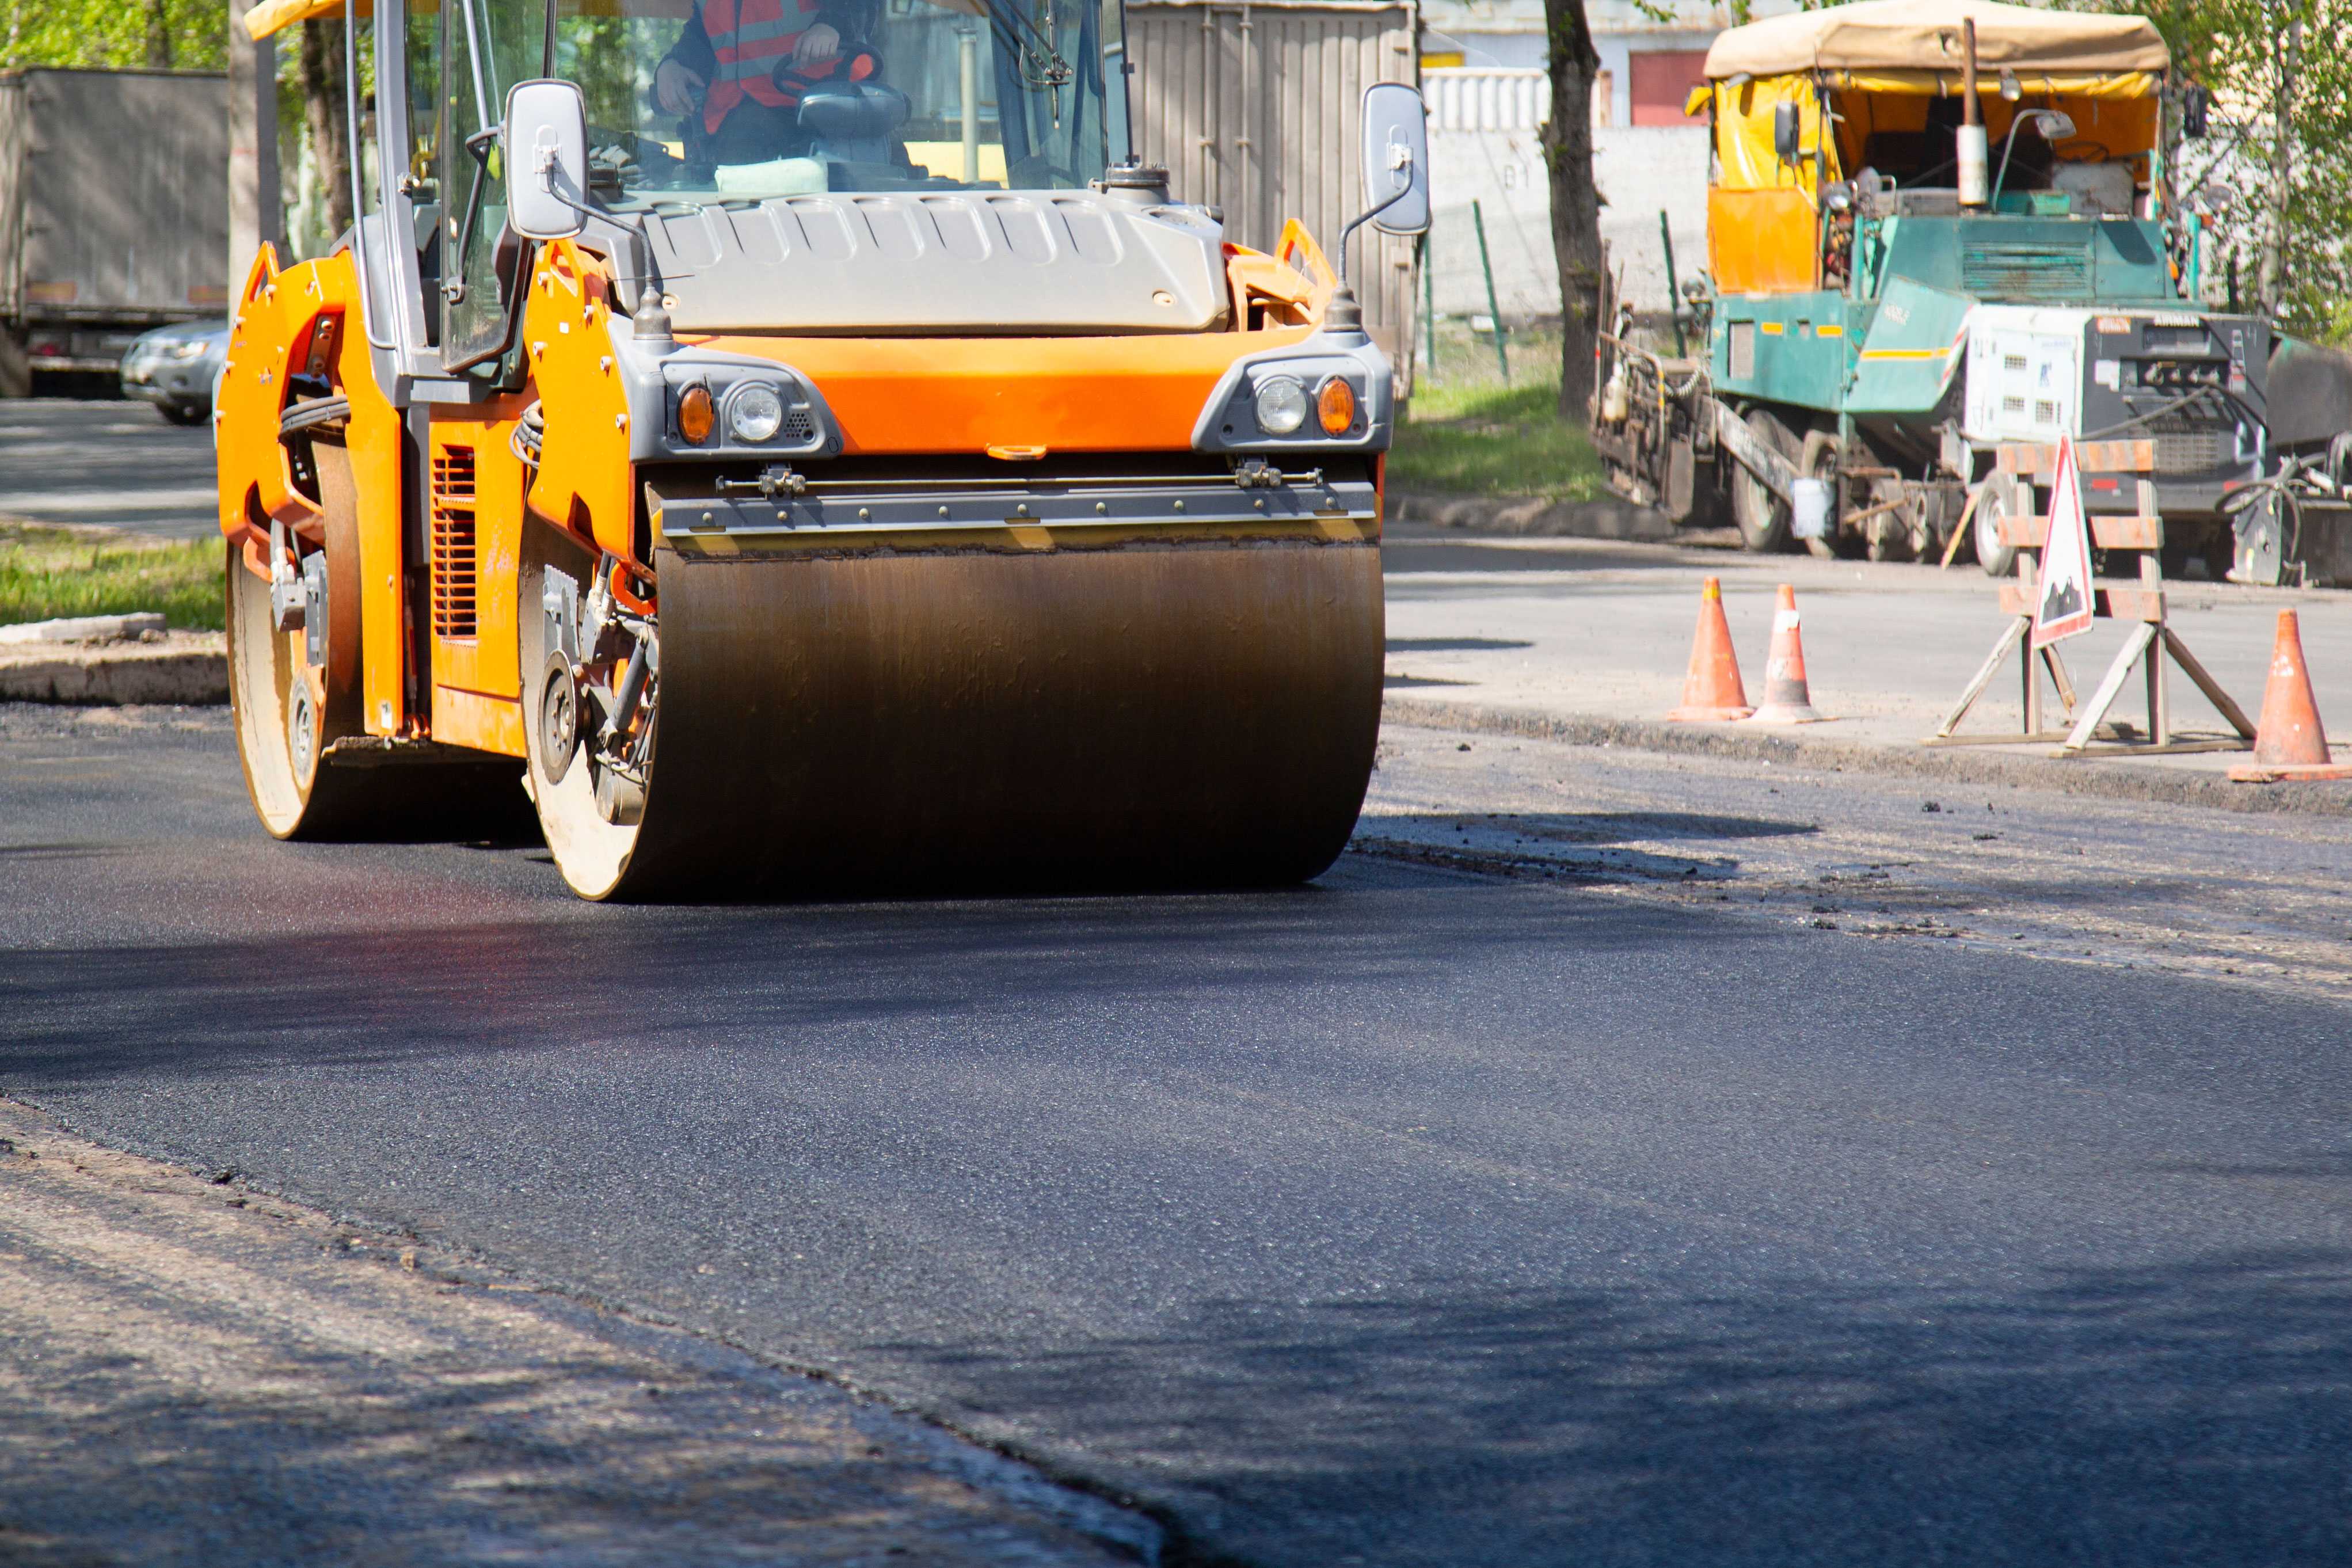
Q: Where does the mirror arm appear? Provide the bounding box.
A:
[1335,176,1411,288]
[529,138,601,227]
[443,126,503,306]
[1992,117,2023,206]
[1991,112,2068,208]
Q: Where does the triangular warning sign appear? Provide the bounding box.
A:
[2033,435,2095,647]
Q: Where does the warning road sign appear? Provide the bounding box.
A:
[2033,435,2095,647]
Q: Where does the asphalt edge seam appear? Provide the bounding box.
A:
[1379,695,2352,819]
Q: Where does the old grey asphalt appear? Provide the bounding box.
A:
[3,702,2347,1566]
[0,400,217,537]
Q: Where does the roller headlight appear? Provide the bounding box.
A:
[727,381,786,444]
[1253,375,1308,436]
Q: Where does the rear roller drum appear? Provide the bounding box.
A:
[227,531,343,836]
[229,438,528,841]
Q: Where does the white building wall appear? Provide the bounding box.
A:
[1424,69,1710,321]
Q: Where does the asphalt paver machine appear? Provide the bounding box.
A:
[1591,0,2270,576]
[219,0,1429,897]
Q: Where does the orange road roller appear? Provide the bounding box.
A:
[219,0,1429,898]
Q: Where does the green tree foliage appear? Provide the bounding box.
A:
[2,0,227,71]
[2084,0,2350,342]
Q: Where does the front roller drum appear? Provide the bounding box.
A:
[521,518,1384,900]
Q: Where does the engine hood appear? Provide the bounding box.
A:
[634,191,1227,337]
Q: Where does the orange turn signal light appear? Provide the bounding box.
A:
[1316,376,1356,435]
[678,384,716,444]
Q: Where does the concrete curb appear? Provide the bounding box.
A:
[1388,490,1679,543]
[1381,694,2352,819]
[0,631,227,705]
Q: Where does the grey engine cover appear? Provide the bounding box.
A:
[640,191,1226,336]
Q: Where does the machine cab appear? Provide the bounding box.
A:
[1691,0,2176,306]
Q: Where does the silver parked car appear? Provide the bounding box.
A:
[119,320,229,426]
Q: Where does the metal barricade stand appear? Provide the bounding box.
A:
[1928,440,2257,756]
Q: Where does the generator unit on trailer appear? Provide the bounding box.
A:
[218,0,1429,899]
[1589,0,2267,577]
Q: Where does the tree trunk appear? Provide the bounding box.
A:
[299,18,353,240]
[145,0,173,68]
[2257,14,2299,316]
[1540,0,1603,418]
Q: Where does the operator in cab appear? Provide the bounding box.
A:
[653,0,881,165]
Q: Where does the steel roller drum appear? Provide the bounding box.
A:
[527,525,1384,900]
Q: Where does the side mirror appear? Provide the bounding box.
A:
[1358,81,1430,236]
[505,79,589,241]
[2030,109,2076,142]
[1772,100,1801,162]
[2182,83,2209,139]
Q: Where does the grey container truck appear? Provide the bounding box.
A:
[0,67,227,393]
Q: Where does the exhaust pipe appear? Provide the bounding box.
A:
[1958,18,1989,207]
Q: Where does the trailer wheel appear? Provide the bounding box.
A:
[1729,408,1797,553]
[1798,431,1852,560]
[1974,479,2018,577]
[2202,528,2235,584]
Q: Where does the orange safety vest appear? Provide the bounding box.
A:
[700,0,825,134]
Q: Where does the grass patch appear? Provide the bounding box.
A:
[0,525,223,631]
[1388,321,1607,502]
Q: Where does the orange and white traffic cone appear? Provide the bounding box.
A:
[1666,576,1754,722]
[2228,609,2351,781]
[1745,584,1830,724]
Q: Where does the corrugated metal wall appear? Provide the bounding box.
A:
[0,79,25,318]
[1424,66,1547,132]
[1126,1,1420,374]
[4,70,229,321]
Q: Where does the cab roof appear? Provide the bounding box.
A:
[1702,0,2170,81]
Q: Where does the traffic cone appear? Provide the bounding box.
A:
[2228,610,2352,781]
[1745,584,1830,724]
[1666,576,1754,721]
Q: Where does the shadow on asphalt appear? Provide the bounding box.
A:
[893,1248,2352,1566]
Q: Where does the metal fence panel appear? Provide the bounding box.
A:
[1127,2,1419,377]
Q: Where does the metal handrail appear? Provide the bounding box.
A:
[346,0,398,352]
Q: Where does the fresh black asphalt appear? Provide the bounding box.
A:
[3,704,2347,1566]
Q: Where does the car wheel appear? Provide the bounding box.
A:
[158,401,209,427]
